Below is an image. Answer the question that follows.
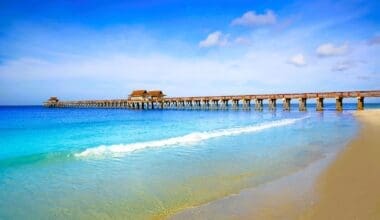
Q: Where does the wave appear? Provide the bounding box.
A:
[75,117,307,158]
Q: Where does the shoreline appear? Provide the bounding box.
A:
[301,109,380,219]
[171,109,380,219]
[171,152,335,219]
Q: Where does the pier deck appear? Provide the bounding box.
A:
[44,90,380,111]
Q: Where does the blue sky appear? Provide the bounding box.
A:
[0,0,379,104]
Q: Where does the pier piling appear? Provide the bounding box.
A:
[299,98,307,111]
[255,99,263,111]
[283,98,291,111]
[336,97,343,111]
[316,97,324,111]
[357,97,364,110]
[269,98,276,111]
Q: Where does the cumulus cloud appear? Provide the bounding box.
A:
[231,10,277,27]
[367,36,380,46]
[199,31,228,48]
[287,54,306,67]
[316,43,349,57]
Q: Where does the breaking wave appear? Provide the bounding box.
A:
[75,117,307,158]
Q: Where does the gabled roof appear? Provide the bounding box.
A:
[48,97,59,101]
[148,90,166,97]
[130,90,148,97]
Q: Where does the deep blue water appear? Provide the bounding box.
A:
[0,103,378,219]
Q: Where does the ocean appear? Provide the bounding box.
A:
[0,103,378,219]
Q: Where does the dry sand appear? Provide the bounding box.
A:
[301,109,380,219]
[171,109,380,219]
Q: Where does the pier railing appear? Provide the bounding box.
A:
[44,90,380,111]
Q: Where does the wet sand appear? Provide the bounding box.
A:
[171,153,332,220]
[302,109,380,219]
[171,109,380,219]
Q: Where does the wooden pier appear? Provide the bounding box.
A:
[44,90,380,111]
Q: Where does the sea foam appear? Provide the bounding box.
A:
[75,117,306,158]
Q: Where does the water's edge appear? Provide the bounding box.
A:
[169,113,360,219]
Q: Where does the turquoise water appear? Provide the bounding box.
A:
[0,104,376,219]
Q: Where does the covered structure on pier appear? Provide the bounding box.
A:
[43,97,59,107]
[128,90,166,101]
[148,90,166,101]
[128,90,149,101]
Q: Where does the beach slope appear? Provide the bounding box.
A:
[172,110,380,219]
[303,109,380,219]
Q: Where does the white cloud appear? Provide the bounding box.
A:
[199,31,228,48]
[316,43,349,57]
[287,54,306,67]
[231,10,276,27]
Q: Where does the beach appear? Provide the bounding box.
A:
[172,109,380,219]
[302,109,380,219]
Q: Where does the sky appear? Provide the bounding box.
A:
[0,0,379,105]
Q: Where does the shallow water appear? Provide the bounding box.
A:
[0,104,375,219]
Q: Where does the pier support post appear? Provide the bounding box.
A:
[176,101,180,109]
[255,99,263,111]
[243,99,250,110]
[316,97,324,111]
[283,98,291,111]
[220,100,228,110]
[232,99,239,110]
[357,96,364,110]
[335,97,343,111]
[184,101,188,109]
[193,100,198,109]
[298,98,307,111]
[201,100,205,109]
[188,101,193,109]
[211,100,218,110]
[269,98,276,111]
